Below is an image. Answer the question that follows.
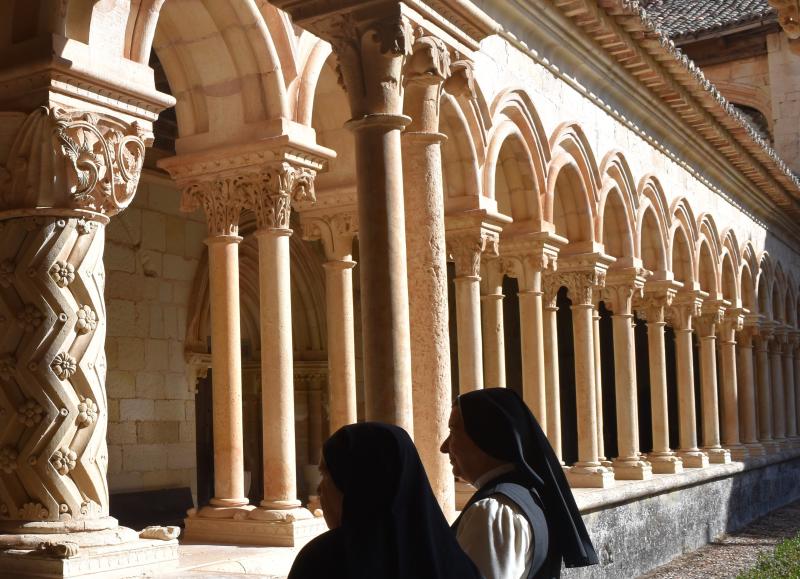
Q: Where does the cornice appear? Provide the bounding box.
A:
[480,0,800,247]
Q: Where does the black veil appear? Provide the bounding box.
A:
[458,388,599,568]
[323,422,481,579]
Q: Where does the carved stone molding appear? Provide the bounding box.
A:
[559,270,606,307]
[695,301,726,338]
[0,107,146,217]
[667,292,703,331]
[405,34,451,86]
[603,268,648,314]
[301,211,358,261]
[635,280,680,324]
[180,178,247,238]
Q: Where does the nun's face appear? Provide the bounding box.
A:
[318,458,344,529]
[440,406,490,484]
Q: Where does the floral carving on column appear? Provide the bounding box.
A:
[181,178,245,237]
[448,231,499,278]
[560,270,607,306]
[240,163,317,231]
[301,211,358,261]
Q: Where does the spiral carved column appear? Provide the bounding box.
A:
[0,107,178,574]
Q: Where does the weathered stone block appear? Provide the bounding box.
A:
[155,400,185,421]
[137,421,180,444]
[124,444,168,472]
[120,399,155,421]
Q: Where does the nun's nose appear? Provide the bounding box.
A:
[439,434,450,454]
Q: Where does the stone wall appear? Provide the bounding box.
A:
[104,169,206,498]
[564,453,800,579]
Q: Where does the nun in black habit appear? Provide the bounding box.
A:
[441,387,599,579]
[288,422,481,579]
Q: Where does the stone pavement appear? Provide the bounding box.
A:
[639,500,800,578]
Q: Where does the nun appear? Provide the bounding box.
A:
[440,387,599,579]
[289,422,481,579]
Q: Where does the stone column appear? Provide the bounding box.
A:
[318,10,416,431]
[669,292,709,468]
[605,269,652,480]
[592,302,608,466]
[542,273,563,461]
[771,329,787,447]
[638,283,683,473]
[737,321,764,456]
[245,164,317,521]
[302,212,358,432]
[561,264,614,488]
[481,259,506,388]
[719,312,747,460]
[501,235,563,423]
[782,331,798,446]
[695,302,730,464]
[754,325,777,453]
[401,35,454,517]
[795,334,800,446]
[0,107,178,570]
[182,179,251,513]
[448,229,499,393]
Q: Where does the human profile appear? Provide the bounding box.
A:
[289,421,481,579]
[440,387,599,578]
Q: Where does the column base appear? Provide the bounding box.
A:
[677,449,709,468]
[0,527,178,578]
[599,458,614,469]
[649,454,684,474]
[565,464,615,488]
[705,447,731,464]
[184,506,326,547]
[611,458,653,480]
[726,444,749,461]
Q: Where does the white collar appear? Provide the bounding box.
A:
[473,463,515,490]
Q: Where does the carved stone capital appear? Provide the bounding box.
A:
[0,107,146,217]
[720,309,745,340]
[667,292,703,331]
[301,211,359,261]
[635,280,680,323]
[447,230,499,278]
[499,232,563,291]
[603,268,647,314]
[405,33,451,86]
[180,178,247,237]
[560,270,606,307]
[695,301,725,338]
[443,59,477,99]
[243,163,317,231]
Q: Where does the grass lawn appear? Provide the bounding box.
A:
[737,533,800,578]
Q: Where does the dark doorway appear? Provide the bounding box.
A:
[503,275,523,397]
[636,315,653,453]
[557,287,578,465]
[598,301,617,460]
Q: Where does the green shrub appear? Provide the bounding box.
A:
[737,534,800,579]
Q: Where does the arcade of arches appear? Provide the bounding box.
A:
[1,0,800,576]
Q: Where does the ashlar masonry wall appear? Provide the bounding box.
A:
[104,169,206,498]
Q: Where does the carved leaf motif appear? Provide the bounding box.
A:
[17,399,44,427]
[19,502,49,520]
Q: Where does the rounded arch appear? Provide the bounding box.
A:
[294,37,332,127]
[669,197,698,287]
[757,252,774,319]
[151,0,290,147]
[773,263,787,323]
[484,122,540,222]
[598,151,638,261]
[637,175,670,274]
[441,93,482,203]
[740,241,759,313]
[546,122,601,246]
[719,229,742,307]
[696,214,722,299]
[785,274,797,329]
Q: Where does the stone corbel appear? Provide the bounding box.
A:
[185,351,211,394]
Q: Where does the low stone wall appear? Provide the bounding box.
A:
[564,451,800,579]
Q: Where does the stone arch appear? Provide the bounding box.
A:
[720,229,741,307]
[757,252,774,319]
[740,241,759,314]
[546,122,601,247]
[637,175,670,275]
[294,37,332,127]
[485,88,550,224]
[669,198,698,287]
[773,263,787,323]
[598,151,638,262]
[785,275,797,329]
[696,214,722,299]
[441,93,482,204]
[149,0,290,146]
